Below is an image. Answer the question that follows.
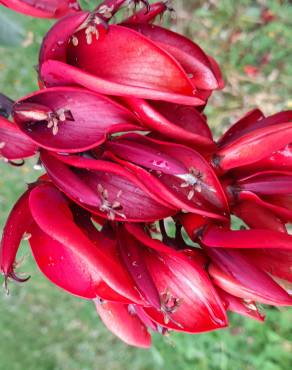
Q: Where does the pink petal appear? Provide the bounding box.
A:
[13,87,142,153]
[207,248,292,306]
[40,151,175,222]
[95,301,151,348]
[29,184,143,303]
[0,116,37,160]
[123,22,222,90]
[1,0,80,18]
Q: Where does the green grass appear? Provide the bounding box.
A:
[0,1,292,369]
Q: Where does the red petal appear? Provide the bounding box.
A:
[202,225,292,250]
[234,144,292,175]
[218,109,265,147]
[0,189,33,280]
[0,116,37,160]
[143,250,228,332]
[216,122,292,171]
[179,213,212,240]
[1,0,80,18]
[243,249,292,283]
[40,151,175,222]
[123,23,222,90]
[218,110,292,148]
[67,24,197,95]
[123,1,168,23]
[41,59,203,106]
[95,301,151,348]
[29,222,129,302]
[29,184,142,303]
[233,200,287,232]
[39,11,89,65]
[107,134,229,219]
[217,288,265,322]
[207,248,292,306]
[238,191,292,223]
[239,171,292,195]
[122,98,214,148]
[13,87,142,153]
[117,226,161,309]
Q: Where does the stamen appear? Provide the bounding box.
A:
[160,288,183,328]
[98,4,114,19]
[71,35,79,46]
[187,189,195,200]
[97,184,126,220]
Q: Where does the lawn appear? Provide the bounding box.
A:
[0,1,291,369]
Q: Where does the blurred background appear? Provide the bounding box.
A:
[0,1,291,369]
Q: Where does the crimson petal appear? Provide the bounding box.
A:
[40,151,175,222]
[123,22,223,90]
[95,301,151,348]
[29,184,143,303]
[207,248,292,306]
[107,134,229,220]
[1,0,80,18]
[238,171,292,195]
[215,122,292,171]
[217,288,265,322]
[233,201,287,232]
[0,116,37,160]
[143,249,228,332]
[0,189,33,281]
[122,98,214,148]
[243,249,292,283]
[12,87,142,153]
[29,222,130,302]
[202,225,292,250]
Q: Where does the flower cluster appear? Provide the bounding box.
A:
[0,0,291,348]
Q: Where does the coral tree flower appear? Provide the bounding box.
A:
[0,0,291,349]
[0,0,80,18]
